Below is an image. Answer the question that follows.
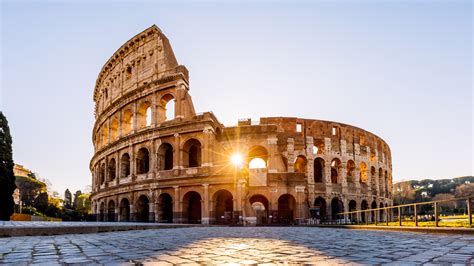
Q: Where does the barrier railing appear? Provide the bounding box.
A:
[332,196,472,228]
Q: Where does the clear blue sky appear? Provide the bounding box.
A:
[1,0,472,195]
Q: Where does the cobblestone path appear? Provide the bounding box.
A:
[0,227,472,265]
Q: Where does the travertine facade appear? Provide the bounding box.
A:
[90,25,393,225]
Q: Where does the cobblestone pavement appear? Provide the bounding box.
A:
[0,221,172,227]
[0,227,472,265]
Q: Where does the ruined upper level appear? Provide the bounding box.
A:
[93,25,189,118]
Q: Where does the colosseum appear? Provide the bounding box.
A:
[90,25,393,225]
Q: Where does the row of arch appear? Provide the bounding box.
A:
[97,190,390,225]
[313,196,390,222]
[95,139,202,185]
[96,93,176,148]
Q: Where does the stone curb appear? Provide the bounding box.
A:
[0,224,202,237]
[307,224,474,234]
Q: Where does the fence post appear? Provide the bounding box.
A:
[414,204,418,227]
[385,207,389,226]
[434,202,439,227]
[467,197,472,226]
[375,210,378,226]
[366,210,369,225]
[398,206,402,226]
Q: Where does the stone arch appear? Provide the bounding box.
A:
[346,160,356,183]
[247,145,268,169]
[108,158,116,182]
[107,200,116,222]
[157,143,174,170]
[137,101,152,129]
[330,158,342,184]
[135,194,150,222]
[331,197,344,221]
[213,190,234,224]
[120,153,131,178]
[249,194,269,225]
[119,197,130,222]
[157,193,173,223]
[313,139,325,155]
[359,162,368,184]
[277,194,296,224]
[122,109,133,135]
[182,191,202,224]
[371,200,377,222]
[99,201,105,222]
[101,124,108,146]
[100,162,106,185]
[160,93,175,122]
[378,168,383,194]
[136,147,150,174]
[361,200,368,222]
[312,196,327,221]
[294,155,307,174]
[314,158,325,183]
[348,200,357,222]
[110,116,119,141]
[371,166,377,192]
[183,138,202,168]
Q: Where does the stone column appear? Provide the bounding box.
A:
[173,133,181,169]
[287,138,295,173]
[151,95,157,127]
[267,135,278,173]
[148,202,155,223]
[295,186,306,223]
[118,110,123,138]
[115,206,120,222]
[129,204,135,222]
[202,184,210,224]
[132,101,137,133]
[202,128,212,167]
[173,186,181,223]
[175,83,186,119]
[129,145,135,180]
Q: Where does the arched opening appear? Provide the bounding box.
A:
[183,139,201,168]
[247,145,268,169]
[346,160,356,183]
[378,168,383,195]
[102,125,108,146]
[120,153,130,178]
[160,94,175,121]
[379,202,384,222]
[183,191,202,224]
[294,155,307,174]
[137,101,152,129]
[122,109,133,135]
[277,194,296,225]
[99,202,105,222]
[100,163,105,185]
[108,158,116,182]
[361,200,368,223]
[330,158,341,184]
[371,201,377,222]
[110,117,119,141]
[213,190,233,224]
[107,200,115,222]
[371,167,377,192]
[312,197,327,221]
[136,148,150,174]
[157,143,173,170]
[314,158,324,183]
[349,200,357,222]
[157,193,173,223]
[135,195,150,223]
[313,139,325,155]
[331,197,344,221]
[249,194,269,225]
[359,162,368,184]
[119,198,130,222]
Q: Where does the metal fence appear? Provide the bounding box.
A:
[332,196,472,227]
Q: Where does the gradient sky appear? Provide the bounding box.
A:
[1,0,472,196]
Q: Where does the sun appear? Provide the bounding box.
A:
[230,153,244,167]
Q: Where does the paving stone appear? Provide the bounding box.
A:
[0,226,472,264]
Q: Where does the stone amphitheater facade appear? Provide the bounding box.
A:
[90,25,393,225]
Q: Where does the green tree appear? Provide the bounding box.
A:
[0,112,16,220]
